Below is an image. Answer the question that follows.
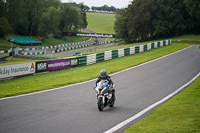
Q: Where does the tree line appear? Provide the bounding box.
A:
[0,0,88,40]
[114,0,200,43]
[91,5,117,13]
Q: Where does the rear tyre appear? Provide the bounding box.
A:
[98,97,104,111]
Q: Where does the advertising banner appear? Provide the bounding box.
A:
[62,32,117,38]
[36,58,78,73]
[36,61,48,73]
[47,59,71,71]
[0,62,35,79]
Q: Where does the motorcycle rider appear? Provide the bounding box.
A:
[95,69,115,93]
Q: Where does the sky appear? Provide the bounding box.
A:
[61,0,132,9]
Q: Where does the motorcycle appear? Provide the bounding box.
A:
[94,80,115,111]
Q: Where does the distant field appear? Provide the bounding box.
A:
[86,12,115,34]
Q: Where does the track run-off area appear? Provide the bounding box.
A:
[0,45,200,133]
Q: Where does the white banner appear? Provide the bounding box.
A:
[0,62,35,79]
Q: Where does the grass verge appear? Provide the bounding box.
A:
[0,58,38,66]
[0,42,190,98]
[124,76,200,133]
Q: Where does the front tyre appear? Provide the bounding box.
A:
[109,93,115,107]
[98,97,104,111]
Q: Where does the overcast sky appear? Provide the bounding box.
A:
[61,0,132,9]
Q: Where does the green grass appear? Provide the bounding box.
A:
[0,39,11,50]
[0,58,38,66]
[0,41,190,98]
[87,12,115,34]
[41,36,90,46]
[172,34,200,42]
[124,76,200,133]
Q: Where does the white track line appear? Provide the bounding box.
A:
[104,72,200,133]
[0,46,193,101]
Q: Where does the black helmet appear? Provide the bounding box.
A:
[100,69,107,78]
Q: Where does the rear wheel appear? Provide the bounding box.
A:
[98,97,104,111]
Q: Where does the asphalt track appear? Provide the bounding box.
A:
[0,45,200,133]
[46,28,107,57]
[49,43,115,57]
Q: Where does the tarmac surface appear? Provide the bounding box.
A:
[48,43,116,57]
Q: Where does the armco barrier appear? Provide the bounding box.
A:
[151,43,155,49]
[163,40,166,46]
[147,43,151,50]
[154,42,158,48]
[96,53,104,63]
[144,45,148,52]
[87,54,96,65]
[112,50,118,59]
[158,42,161,47]
[78,56,87,66]
[77,39,171,67]
[124,48,130,56]
[139,45,144,53]
[135,46,140,54]
[130,46,135,55]
[118,48,124,57]
[104,51,112,60]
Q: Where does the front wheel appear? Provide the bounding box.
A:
[98,97,104,111]
[109,93,115,107]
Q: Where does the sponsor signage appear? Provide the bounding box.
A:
[0,62,35,79]
[47,59,72,71]
[36,58,78,73]
[36,61,47,73]
[62,32,117,38]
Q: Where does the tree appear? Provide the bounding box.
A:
[0,0,12,37]
[38,6,60,40]
[76,2,90,12]
[114,9,129,42]
[26,0,61,36]
[127,0,157,42]
[102,5,109,12]
[73,2,88,28]
[114,0,196,42]
[184,0,200,33]
[0,0,6,18]
[91,5,117,13]
[59,4,83,32]
[5,0,61,36]
[81,11,88,28]
[0,17,12,37]
[91,6,95,12]
[110,6,116,12]
[153,0,189,37]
